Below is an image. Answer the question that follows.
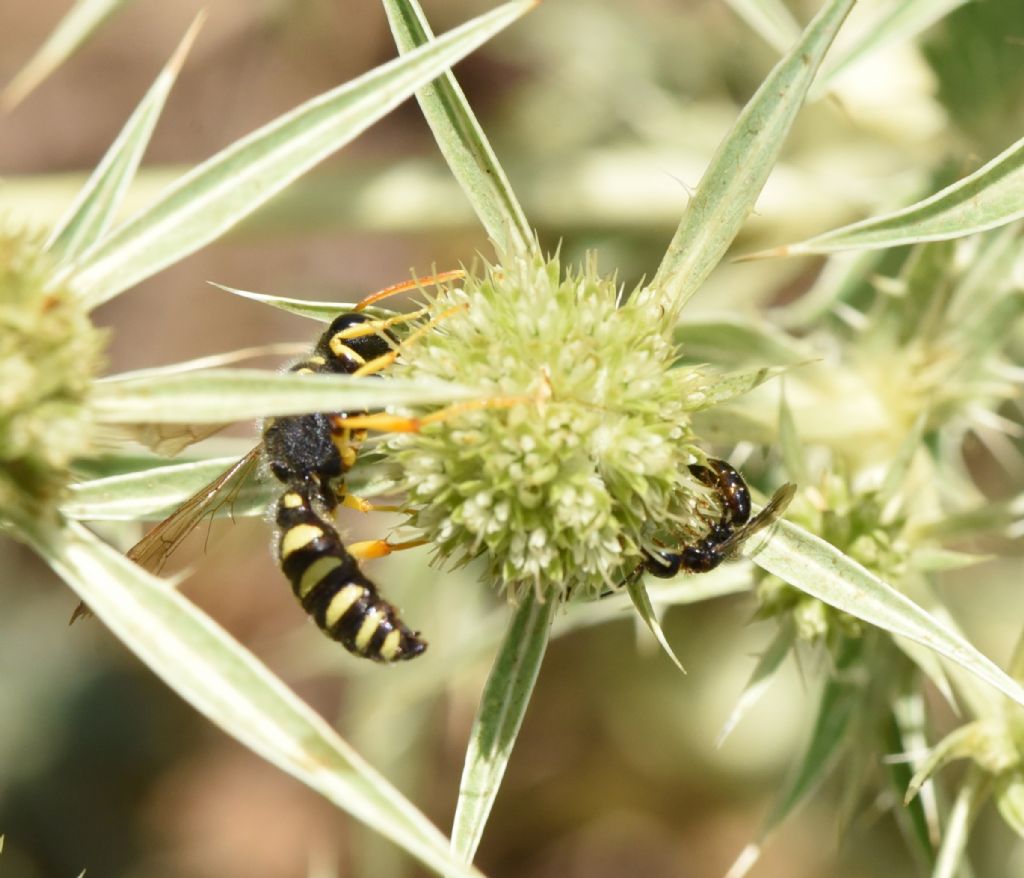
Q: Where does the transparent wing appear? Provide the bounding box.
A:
[716,482,797,556]
[70,445,264,624]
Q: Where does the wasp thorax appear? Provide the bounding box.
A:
[387,254,712,601]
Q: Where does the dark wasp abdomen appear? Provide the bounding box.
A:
[275,487,426,662]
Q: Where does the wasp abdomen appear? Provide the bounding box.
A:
[275,489,426,663]
[689,459,751,526]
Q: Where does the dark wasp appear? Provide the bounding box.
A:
[75,272,477,663]
[643,459,795,578]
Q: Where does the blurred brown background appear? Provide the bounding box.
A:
[3,2,1020,877]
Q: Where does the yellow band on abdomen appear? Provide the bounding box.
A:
[281,524,323,559]
[324,583,366,629]
[297,555,342,599]
[355,608,383,651]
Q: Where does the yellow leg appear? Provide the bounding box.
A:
[348,537,428,561]
[329,394,533,435]
[347,302,471,379]
[334,307,430,341]
[354,269,465,311]
[341,493,400,514]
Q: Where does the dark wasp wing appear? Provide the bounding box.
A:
[713,482,797,558]
[69,445,264,624]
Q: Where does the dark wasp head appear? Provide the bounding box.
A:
[317,312,397,375]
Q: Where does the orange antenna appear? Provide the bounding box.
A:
[354,269,465,312]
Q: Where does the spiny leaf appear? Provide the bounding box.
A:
[16,518,487,878]
[383,0,536,259]
[760,133,1024,256]
[724,0,800,54]
[62,456,270,521]
[932,768,989,878]
[726,665,861,878]
[61,1,535,308]
[46,14,203,261]
[813,0,972,97]
[751,521,1024,709]
[716,618,793,747]
[450,591,555,867]
[626,576,686,673]
[2,0,131,111]
[91,369,478,423]
[651,0,856,315]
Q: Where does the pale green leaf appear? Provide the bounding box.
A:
[751,521,1024,708]
[907,547,991,572]
[382,0,536,259]
[63,453,399,521]
[91,369,477,423]
[626,577,685,673]
[45,15,202,261]
[946,221,1022,327]
[716,618,794,747]
[651,0,856,315]
[767,134,1024,256]
[995,773,1024,841]
[2,0,130,111]
[62,456,270,521]
[17,518,486,878]
[933,768,988,878]
[915,492,1024,541]
[776,382,809,486]
[726,669,860,878]
[905,722,1006,803]
[888,689,941,860]
[450,591,555,867]
[103,342,308,379]
[675,317,814,367]
[211,283,363,322]
[892,634,956,712]
[211,270,464,323]
[878,412,926,508]
[72,451,214,479]
[62,1,535,308]
[763,659,860,831]
[693,365,788,410]
[813,0,971,96]
[724,0,800,54]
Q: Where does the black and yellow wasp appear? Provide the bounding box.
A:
[79,273,465,663]
[641,458,795,578]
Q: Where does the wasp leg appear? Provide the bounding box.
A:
[340,493,400,514]
[350,302,471,378]
[330,394,533,435]
[347,537,428,561]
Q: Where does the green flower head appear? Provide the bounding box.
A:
[0,230,105,519]
[388,253,713,601]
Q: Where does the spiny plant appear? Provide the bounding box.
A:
[2,1,1024,877]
